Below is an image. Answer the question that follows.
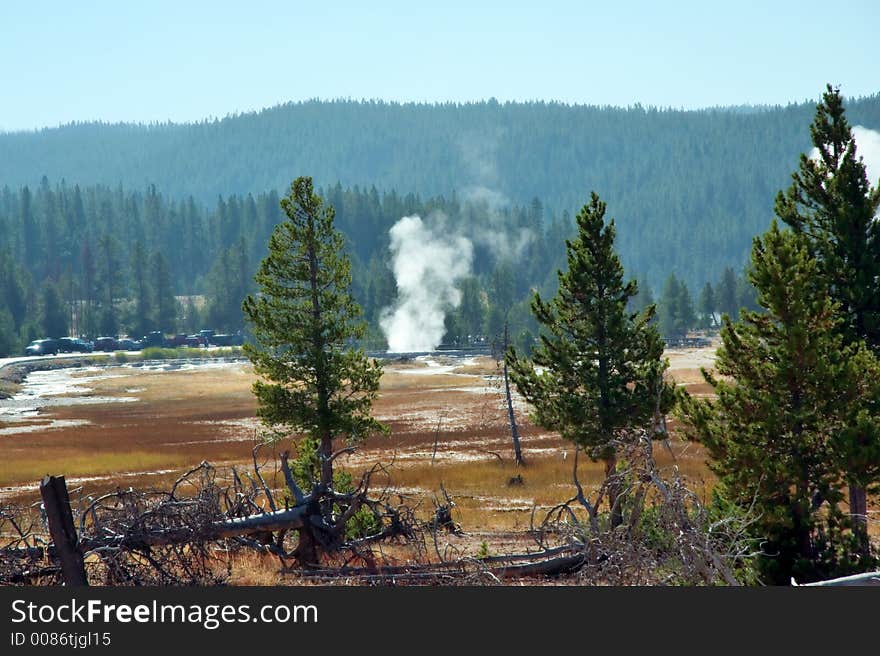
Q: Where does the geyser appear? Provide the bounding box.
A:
[380,214,473,352]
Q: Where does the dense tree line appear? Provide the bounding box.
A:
[0,179,578,355]
[0,175,770,356]
[649,265,759,339]
[2,97,879,291]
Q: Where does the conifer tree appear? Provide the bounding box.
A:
[243,177,386,490]
[41,280,68,338]
[679,223,880,583]
[96,234,123,336]
[151,251,177,333]
[775,84,880,553]
[129,241,152,338]
[716,266,738,320]
[698,282,716,329]
[507,192,672,527]
[0,310,16,357]
[629,274,654,314]
[659,273,683,338]
[660,273,695,338]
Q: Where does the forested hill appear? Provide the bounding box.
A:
[4,96,880,208]
[3,95,880,286]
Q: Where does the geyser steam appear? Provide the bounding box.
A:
[380,215,473,353]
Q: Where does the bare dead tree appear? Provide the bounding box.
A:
[528,430,761,585]
[502,322,524,466]
[0,502,61,585]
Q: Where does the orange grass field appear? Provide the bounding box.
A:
[0,350,717,537]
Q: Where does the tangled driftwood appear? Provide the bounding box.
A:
[1,435,761,586]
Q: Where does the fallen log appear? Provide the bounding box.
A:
[493,553,588,579]
[79,501,315,550]
[286,547,591,582]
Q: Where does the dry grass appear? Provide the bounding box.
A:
[0,349,716,530]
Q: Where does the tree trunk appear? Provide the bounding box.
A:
[503,322,524,466]
[604,456,623,528]
[294,524,320,569]
[849,483,869,558]
[40,475,88,586]
[320,433,333,488]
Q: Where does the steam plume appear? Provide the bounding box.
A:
[380,215,473,352]
[851,126,880,196]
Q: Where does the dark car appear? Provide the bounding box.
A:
[185,335,208,348]
[25,339,59,356]
[57,337,93,353]
[117,338,142,351]
[93,337,119,352]
[164,334,189,348]
[210,333,244,346]
[142,331,165,348]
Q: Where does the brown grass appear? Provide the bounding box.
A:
[0,349,717,537]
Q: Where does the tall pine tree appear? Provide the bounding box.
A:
[775,84,880,554]
[41,281,68,338]
[242,177,386,490]
[679,223,880,583]
[507,192,672,527]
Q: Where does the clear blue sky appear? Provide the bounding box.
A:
[1,0,878,132]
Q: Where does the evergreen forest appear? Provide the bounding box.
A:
[2,95,879,355]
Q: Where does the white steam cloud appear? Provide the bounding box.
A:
[461,185,534,261]
[378,133,536,352]
[380,215,474,353]
[851,126,880,194]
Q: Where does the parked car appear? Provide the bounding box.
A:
[141,331,165,348]
[25,339,59,356]
[164,334,189,348]
[210,333,244,346]
[117,337,142,351]
[185,335,207,348]
[57,337,94,353]
[93,337,119,352]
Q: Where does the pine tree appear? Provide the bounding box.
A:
[151,251,177,333]
[629,274,654,314]
[775,84,880,555]
[676,280,696,334]
[735,268,760,314]
[41,280,68,338]
[698,281,717,329]
[20,186,38,271]
[129,241,152,338]
[678,223,880,583]
[0,309,16,357]
[716,266,738,320]
[242,176,386,492]
[660,273,694,338]
[458,277,485,341]
[1,250,28,331]
[205,248,235,331]
[96,234,123,336]
[80,240,97,338]
[507,192,672,527]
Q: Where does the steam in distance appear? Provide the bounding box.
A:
[379,214,474,353]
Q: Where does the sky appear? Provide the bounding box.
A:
[1,0,878,132]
